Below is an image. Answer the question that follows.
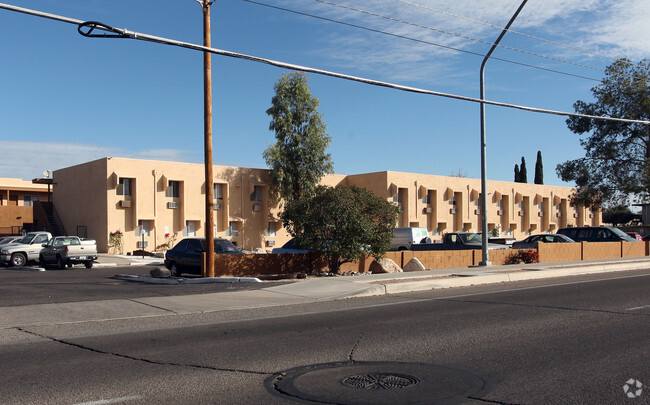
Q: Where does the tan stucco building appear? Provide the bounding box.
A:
[51,157,600,253]
[0,178,52,235]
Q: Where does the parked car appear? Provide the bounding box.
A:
[626,232,643,241]
[39,236,98,269]
[0,236,22,245]
[557,226,638,242]
[271,238,311,254]
[390,227,431,251]
[164,237,242,276]
[411,232,510,251]
[0,231,53,266]
[488,237,516,247]
[512,234,575,249]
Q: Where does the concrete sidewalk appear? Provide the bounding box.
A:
[1,256,649,332]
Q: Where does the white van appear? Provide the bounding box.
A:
[390,227,431,251]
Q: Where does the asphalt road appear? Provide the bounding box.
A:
[1,269,648,404]
[0,265,288,307]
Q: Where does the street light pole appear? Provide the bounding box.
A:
[479,0,527,266]
[198,0,215,277]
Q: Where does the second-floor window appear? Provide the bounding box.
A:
[167,181,180,198]
[250,185,263,202]
[213,183,224,200]
[117,178,132,196]
[24,195,39,206]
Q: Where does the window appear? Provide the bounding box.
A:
[117,178,132,196]
[213,183,224,200]
[250,185,263,202]
[167,181,180,198]
[23,195,39,206]
[226,221,239,237]
[264,222,277,237]
[183,221,196,237]
[135,220,150,237]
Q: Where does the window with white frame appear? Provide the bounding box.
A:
[135,220,151,237]
[117,178,132,196]
[226,221,239,237]
[23,195,39,206]
[213,183,224,200]
[264,222,277,237]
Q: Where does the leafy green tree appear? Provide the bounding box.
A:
[519,157,528,183]
[264,72,334,204]
[534,150,544,185]
[556,58,650,207]
[602,205,640,226]
[282,185,398,273]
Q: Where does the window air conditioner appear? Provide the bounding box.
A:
[449,208,456,214]
[518,211,525,216]
[266,240,276,247]
[538,212,544,217]
[573,213,579,218]
[120,200,131,208]
[497,210,503,216]
[213,203,222,210]
[137,241,148,248]
[474,209,481,215]
[425,207,432,213]
[253,204,262,211]
[556,212,562,218]
[168,202,178,209]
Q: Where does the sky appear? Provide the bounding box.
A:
[1,0,649,186]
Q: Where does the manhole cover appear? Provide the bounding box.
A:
[341,373,420,390]
[267,361,495,405]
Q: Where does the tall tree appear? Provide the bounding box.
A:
[264,72,334,205]
[282,186,398,273]
[514,164,520,182]
[556,58,650,207]
[519,157,528,183]
[534,150,544,185]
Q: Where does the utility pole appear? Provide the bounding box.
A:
[479,0,527,266]
[198,0,215,277]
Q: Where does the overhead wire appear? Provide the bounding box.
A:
[394,0,618,62]
[0,2,648,126]
[307,0,607,74]
[242,0,600,82]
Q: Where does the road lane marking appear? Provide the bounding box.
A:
[626,304,650,311]
[72,395,141,405]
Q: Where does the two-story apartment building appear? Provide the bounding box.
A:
[0,178,52,235]
[51,157,599,253]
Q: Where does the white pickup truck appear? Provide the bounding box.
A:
[39,236,98,269]
[0,231,52,267]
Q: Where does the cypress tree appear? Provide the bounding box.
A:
[514,164,520,182]
[534,150,544,184]
[520,157,528,183]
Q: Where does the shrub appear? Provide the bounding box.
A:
[505,249,539,264]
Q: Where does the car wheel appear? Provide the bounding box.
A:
[57,256,65,270]
[10,253,26,267]
[38,255,46,269]
[170,263,181,277]
[67,263,73,268]
[84,261,93,269]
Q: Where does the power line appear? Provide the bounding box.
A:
[242,0,600,82]
[1,2,648,126]
[394,0,618,62]
[308,0,607,74]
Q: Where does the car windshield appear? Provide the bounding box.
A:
[459,233,482,243]
[609,227,633,239]
[17,234,34,244]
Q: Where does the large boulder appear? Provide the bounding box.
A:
[403,257,426,272]
[369,258,402,274]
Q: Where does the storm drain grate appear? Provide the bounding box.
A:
[341,373,420,390]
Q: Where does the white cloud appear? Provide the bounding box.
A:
[0,141,201,181]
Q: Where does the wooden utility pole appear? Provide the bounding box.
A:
[199,0,215,277]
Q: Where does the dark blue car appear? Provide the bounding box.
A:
[164,237,241,276]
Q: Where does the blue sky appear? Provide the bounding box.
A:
[1,0,649,186]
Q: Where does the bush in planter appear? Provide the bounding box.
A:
[505,250,539,264]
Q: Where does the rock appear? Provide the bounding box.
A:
[403,257,426,272]
[369,258,402,274]
[150,267,171,278]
